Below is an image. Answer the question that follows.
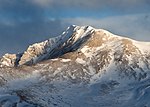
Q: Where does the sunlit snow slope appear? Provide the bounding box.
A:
[0,25,150,107]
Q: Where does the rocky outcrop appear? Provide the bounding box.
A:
[0,53,21,67]
[19,40,51,65]
[0,25,94,67]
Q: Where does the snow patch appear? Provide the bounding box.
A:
[53,68,62,75]
[51,58,59,61]
[133,41,150,53]
[61,59,71,62]
[76,58,86,65]
[80,46,93,57]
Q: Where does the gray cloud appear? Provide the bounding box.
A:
[29,0,150,13]
[0,0,64,56]
[30,0,150,7]
[62,13,150,41]
[0,0,149,14]
[0,0,44,21]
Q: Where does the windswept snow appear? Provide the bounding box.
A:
[133,41,150,53]
[61,59,71,62]
[76,58,86,65]
[80,46,93,57]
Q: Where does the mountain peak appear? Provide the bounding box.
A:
[0,25,150,106]
[0,25,150,67]
[0,25,95,67]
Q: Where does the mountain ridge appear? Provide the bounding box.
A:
[0,25,150,106]
[0,25,94,67]
[0,25,150,68]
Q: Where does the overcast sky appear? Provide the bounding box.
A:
[0,0,150,56]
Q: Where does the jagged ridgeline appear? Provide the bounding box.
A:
[0,25,150,106]
[0,25,94,67]
[0,25,150,81]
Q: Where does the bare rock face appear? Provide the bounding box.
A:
[19,40,50,65]
[18,25,94,66]
[0,53,20,67]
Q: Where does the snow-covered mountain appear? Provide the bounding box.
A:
[0,25,150,107]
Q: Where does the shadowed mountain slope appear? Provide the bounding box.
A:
[0,25,150,107]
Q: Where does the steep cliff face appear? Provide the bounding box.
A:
[0,25,150,107]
